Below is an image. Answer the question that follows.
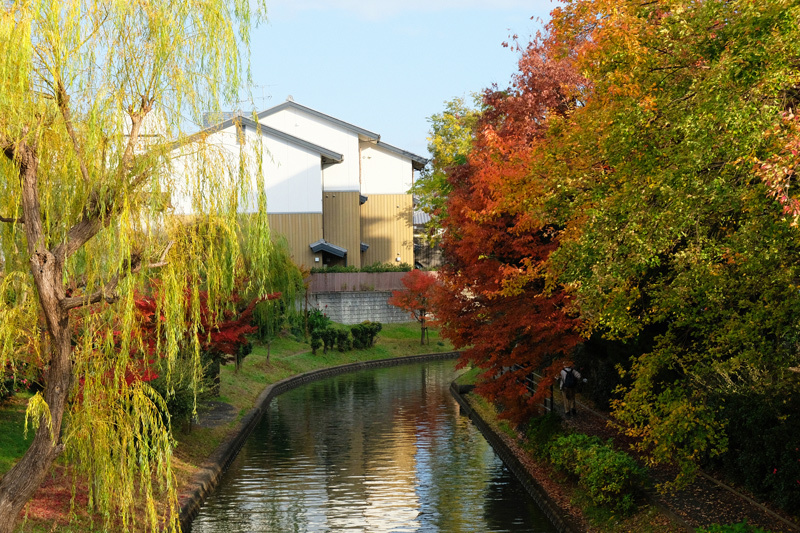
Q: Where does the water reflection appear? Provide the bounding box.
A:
[190,360,556,532]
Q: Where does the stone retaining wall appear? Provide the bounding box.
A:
[304,291,413,324]
[178,352,460,531]
[449,383,579,533]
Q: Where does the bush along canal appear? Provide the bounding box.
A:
[188,358,558,532]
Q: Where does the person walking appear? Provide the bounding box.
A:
[560,364,583,417]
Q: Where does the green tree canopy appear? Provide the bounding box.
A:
[544,0,800,485]
[411,95,481,233]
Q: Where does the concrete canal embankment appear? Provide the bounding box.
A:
[449,383,580,533]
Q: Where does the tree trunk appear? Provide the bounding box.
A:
[0,285,71,532]
[0,142,72,532]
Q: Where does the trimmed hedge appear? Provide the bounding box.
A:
[351,321,382,349]
[310,262,412,274]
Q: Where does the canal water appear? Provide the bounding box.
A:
[190,359,558,532]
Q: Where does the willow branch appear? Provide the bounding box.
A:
[60,242,174,311]
[61,273,121,310]
[0,215,24,224]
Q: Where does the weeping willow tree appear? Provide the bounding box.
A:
[0,0,268,531]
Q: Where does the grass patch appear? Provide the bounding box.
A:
[0,393,32,475]
[454,366,481,386]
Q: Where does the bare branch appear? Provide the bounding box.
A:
[61,273,121,310]
[0,215,24,224]
[60,242,174,311]
[56,80,91,185]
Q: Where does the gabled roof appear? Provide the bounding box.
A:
[259,100,380,142]
[373,141,428,171]
[198,115,343,165]
[309,239,347,257]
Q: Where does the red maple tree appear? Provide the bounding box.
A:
[134,289,280,360]
[388,269,438,345]
[433,42,585,424]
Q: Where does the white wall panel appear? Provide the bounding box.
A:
[168,124,324,216]
[261,108,361,192]
[360,144,413,195]
[259,131,324,214]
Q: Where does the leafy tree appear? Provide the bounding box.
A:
[0,0,265,530]
[544,0,800,485]
[432,44,585,425]
[410,96,481,233]
[389,269,438,345]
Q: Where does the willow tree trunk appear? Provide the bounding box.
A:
[0,141,72,532]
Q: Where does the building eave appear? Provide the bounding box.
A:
[373,141,429,171]
[309,239,348,258]
[174,115,344,164]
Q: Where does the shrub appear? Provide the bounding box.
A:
[335,328,352,352]
[351,321,382,349]
[359,262,412,273]
[320,327,338,353]
[307,308,331,337]
[310,330,323,354]
[235,340,253,370]
[310,265,359,273]
[524,411,563,457]
[310,262,412,274]
[148,357,206,431]
[1,363,38,402]
[550,433,645,514]
[549,433,602,471]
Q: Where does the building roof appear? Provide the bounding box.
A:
[413,210,431,226]
[309,239,347,257]
[196,115,344,165]
[259,100,380,142]
[195,101,428,170]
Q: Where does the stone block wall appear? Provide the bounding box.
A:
[304,291,413,325]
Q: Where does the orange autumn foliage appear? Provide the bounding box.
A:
[433,42,584,425]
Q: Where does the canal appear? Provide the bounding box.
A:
[189,359,558,532]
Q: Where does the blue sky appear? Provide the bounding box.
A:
[241,1,558,157]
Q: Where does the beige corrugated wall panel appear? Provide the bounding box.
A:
[323,191,362,268]
[268,213,323,269]
[360,194,413,266]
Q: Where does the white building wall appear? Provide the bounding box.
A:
[359,144,413,195]
[168,124,323,215]
[257,131,324,214]
[261,108,361,192]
